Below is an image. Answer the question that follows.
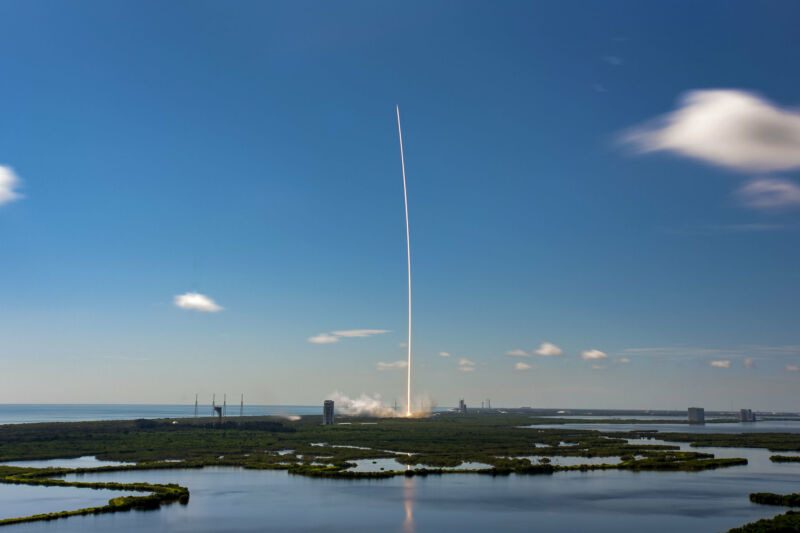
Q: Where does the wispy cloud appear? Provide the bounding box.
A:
[581,349,607,360]
[735,178,800,210]
[331,329,390,338]
[603,56,623,66]
[174,292,223,312]
[535,342,563,356]
[376,360,408,371]
[515,362,532,371]
[592,364,607,370]
[439,352,451,357]
[744,357,755,369]
[458,358,476,372]
[308,333,340,344]
[505,349,530,357]
[786,365,800,372]
[710,360,731,368]
[622,89,800,172]
[308,329,389,344]
[0,166,22,206]
[618,358,631,364]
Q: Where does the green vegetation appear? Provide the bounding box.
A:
[644,432,800,452]
[0,465,188,526]
[770,455,800,463]
[727,511,800,532]
[0,412,761,526]
[750,492,800,507]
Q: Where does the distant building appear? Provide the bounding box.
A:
[458,399,467,414]
[739,409,756,422]
[688,407,705,424]
[323,400,334,425]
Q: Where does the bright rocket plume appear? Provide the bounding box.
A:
[396,106,412,417]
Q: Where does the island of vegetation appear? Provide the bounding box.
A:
[0,412,796,529]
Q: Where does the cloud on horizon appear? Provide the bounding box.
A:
[535,342,564,356]
[0,166,22,205]
[623,90,800,172]
[458,358,476,372]
[308,333,340,344]
[174,292,223,312]
[710,360,731,368]
[581,349,607,360]
[786,365,800,372]
[439,352,451,357]
[515,362,532,371]
[308,329,389,344]
[506,349,529,357]
[376,360,408,371]
[619,358,631,364]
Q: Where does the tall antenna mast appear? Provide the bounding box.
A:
[240,394,244,417]
[396,105,412,417]
[194,394,198,419]
[223,394,227,417]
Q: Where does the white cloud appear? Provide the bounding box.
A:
[331,329,390,338]
[515,362,532,371]
[174,292,223,312]
[439,352,451,357]
[308,333,340,344]
[581,349,607,360]
[0,166,22,205]
[618,358,631,364]
[592,364,607,370]
[376,360,408,371]
[623,90,800,172]
[744,357,755,369]
[735,178,800,210]
[505,349,530,357]
[535,342,563,356]
[710,360,731,368]
[603,56,623,66]
[786,365,800,372]
[308,329,389,344]
[458,358,476,372]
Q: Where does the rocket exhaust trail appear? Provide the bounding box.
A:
[396,106,412,417]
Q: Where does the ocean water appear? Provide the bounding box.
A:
[0,404,323,425]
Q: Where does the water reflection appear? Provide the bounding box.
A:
[403,476,415,533]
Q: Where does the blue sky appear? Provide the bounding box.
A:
[1,1,800,410]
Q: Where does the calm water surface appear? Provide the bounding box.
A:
[0,459,793,533]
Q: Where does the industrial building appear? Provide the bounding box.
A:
[739,409,756,422]
[458,399,467,414]
[323,400,335,425]
[688,407,705,424]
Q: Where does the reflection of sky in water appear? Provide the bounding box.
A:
[0,483,148,520]
[32,462,800,533]
[0,456,132,469]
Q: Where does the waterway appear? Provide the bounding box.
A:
[1,441,798,532]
